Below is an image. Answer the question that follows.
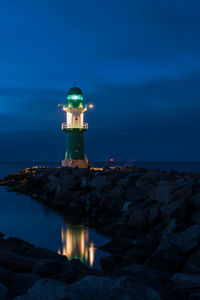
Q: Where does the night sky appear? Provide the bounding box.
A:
[0,0,200,162]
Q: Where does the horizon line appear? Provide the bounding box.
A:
[1,161,200,164]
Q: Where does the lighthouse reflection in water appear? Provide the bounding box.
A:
[58,224,95,267]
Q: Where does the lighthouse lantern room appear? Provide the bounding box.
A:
[60,86,89,168]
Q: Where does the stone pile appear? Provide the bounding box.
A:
[2,165,200,299]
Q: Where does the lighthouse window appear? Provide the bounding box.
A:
[67,95,83,101]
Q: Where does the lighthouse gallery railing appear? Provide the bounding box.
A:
[62,123,88,130]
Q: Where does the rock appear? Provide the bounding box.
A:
[110,263,184,299]
[14,279,69,300]
[171,273,200,288]
[172,184,192,201]
[47,175,58,182]
[58,170,81,194]
[98,188,125,211]
[24,247,67,261]
[90,175,113,192]
[127,207,148,231]
[119,173,139,187]
[9,272,40,298]
[168,225,200,254]
[0,248,35,272]
[81,177,90,188]
[126,232,161,264]
[108,197,125,211]
[2,237,34,255]
[147,240,183,272]
[58,167,72,178]
[122,201,132,212]
[191,212,200,225]
[0,282,8,299]
[153,185,175,204]
[70,276,125,300]
[190,193,200,211]
[69,275,162,300]
[79,192,96,212]
[136,170,166,185]
[51,259,94,284]
[148,204,161,225]
[0,266,39,298]
[99,239,132,254]
[125,184,153,203]
[42,180,58,195]
[162,218,177,235]
[32,259,65,277]
[100,254,128,272]
[184,247,200,274]
[160,199,187,224]
[188,291,200,300]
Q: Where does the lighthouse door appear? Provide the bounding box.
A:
[72,111,81,128]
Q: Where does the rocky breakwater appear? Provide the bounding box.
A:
[2,166,200,298]
[0,233,96,299]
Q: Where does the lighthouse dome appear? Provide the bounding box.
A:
[67,86,83,96]
[67,86,83,108]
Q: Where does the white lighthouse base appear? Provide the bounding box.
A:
[61,157,89,169]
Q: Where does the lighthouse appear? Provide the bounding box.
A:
[60,86,90,168]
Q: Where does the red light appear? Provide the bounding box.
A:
[109,158,114,162]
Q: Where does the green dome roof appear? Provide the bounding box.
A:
[67,86,83,96]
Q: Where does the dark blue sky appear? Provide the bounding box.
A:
[0,0,200,162]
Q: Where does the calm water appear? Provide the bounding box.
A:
[0,161,200,269]
[0,163,110,269]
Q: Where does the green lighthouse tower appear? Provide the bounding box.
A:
[61,86,89,168]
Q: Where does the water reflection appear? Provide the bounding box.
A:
[58,224,96,267]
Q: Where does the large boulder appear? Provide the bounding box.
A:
[0,282,8,299]
[99,239,132,254]
[51,259,95,284]
[106,185,126,210]
[9,273,39,298]
[151,185,175,204]
[0,237,34,255]
[190,193,200,211]
[127,207,148,231]
[148,204,161,225]
[146,239,183,272]
[171,273,200,288]
[150,182,192,204]
[119,173,139,188]
[148,225,200,271]
[167,225,200,254]
[90,174,113,192]
[191,212,200,225]
[126,232,161,264]
[160,199,187,225]
[0,266,39,298]
[100,254,128,272]
[24,247,67,261]
[136,170,167,186]
[184,247,200,274]
[0,248,35,273]
[110,263,184,299]
[14,279,69,300]
[68,275,162,300]
[32,259,65,277]
[172,184,192,202]
[47,175,59,193]
[125,184,153,203]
